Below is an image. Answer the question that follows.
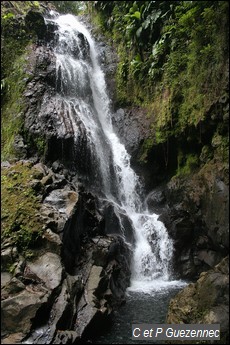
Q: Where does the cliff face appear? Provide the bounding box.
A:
[1,3,131,343]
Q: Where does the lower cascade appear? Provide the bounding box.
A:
[46,13,183,293]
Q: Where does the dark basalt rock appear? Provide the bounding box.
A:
[73,235,131,340]
[145,187,166,214]
[167,256,229,344]
[61,192,104,274]
[13,134,28,159]
[1,160,131,344]
[158,162,229,279]
[112,107,151,159]
[25,11,47,40]
[25,10,58,43]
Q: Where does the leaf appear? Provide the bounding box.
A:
[131,11,141,20]
[134,54,142,62]
[150,10,162,23]
[136,26,142,38]
[152,42,158,57]
[142,17,151,30]
[129,3,139,14]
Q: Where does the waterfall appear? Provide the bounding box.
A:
[46,13,178,293]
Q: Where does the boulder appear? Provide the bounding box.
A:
[167,256,229,343]
[42,228,62,254]
[22,274,83,344]
[1,333,25,344]
[1,246,18,270]
[32,162,48,179]
[61,192,104,273]
[1,272,13,289]
[1,286,50,333]
[75,265,106,338]
[102,201,134,243]
[71,235,131,340]
[1,277,25,300]
[26,252,63,290]
[43,189,78,217]
[39,187,79,240]
[86,265,104,305]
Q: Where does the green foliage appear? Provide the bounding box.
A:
[34,137,46,156]
[87,1,228,181]
[1,162,43,252]
[50,1,85,15]
[158,1,229,134]
[23,132,47,157]
[2,12,15,20]
[139,137,154,163]
[1,1,41,17]
[177,152,199,176]
[90,1,229,147]
[1,2,35,160]
[1,50,30,160]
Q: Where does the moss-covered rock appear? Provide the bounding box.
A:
[166,256,229,344]
[1,1,56,161]
[90,1,229,191]
[1,161,44,253]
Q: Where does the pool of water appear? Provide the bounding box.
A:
[92,285,185,344]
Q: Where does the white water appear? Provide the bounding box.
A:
[47,13,184,292]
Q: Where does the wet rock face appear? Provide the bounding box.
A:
[1,287,50,334]
[24,44,60,137]
[112,107,151,159]
[202,178,229,250]
[1,11,133,343]
[4,236,130,345]
[166,256,229,343]
[156,162,229,279]
[1,159,131,344]
[24,8,59,42]
[73,236,131,340]
[23,17,98,169]
[1,236,131,344]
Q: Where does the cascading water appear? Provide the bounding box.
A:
[46,13,182,293]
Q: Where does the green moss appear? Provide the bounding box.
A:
[1,12,33,160]
[26,133,47,157]
[1,1,41,17]
[34,137,46,156]
[176,152,199,177]
[199,145,213,164]
[2,12,15,20]
[138,137,154,163]
[1,161,43,252]
[1,50,30,160]
[91,2,228,172]
[1,2,48,161]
